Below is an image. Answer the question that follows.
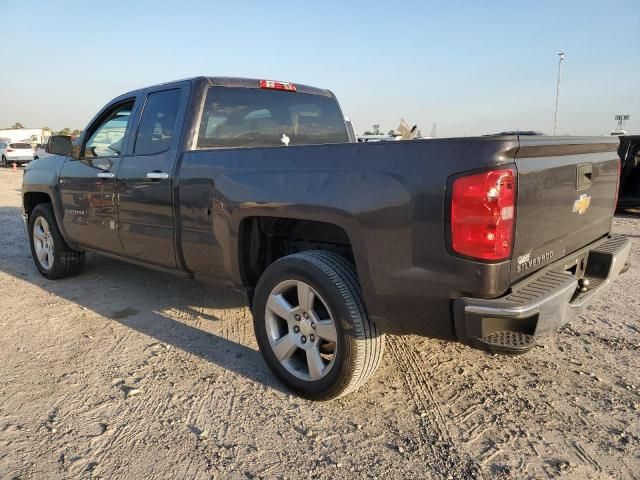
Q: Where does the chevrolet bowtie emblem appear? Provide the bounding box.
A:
[572,194,591,215]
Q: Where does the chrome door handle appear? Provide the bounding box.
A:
[146,172,170,180]
[97,172,115,179]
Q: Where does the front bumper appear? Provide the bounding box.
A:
[453,235,631,354]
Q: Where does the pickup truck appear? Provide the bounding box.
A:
[22,76,631,400]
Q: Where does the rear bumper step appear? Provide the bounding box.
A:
[454,234,632,354]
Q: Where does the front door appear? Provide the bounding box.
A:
[59,99,136,254]
[116,86,187,268]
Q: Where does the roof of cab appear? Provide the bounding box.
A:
[206,77,334,97]
[121,76,334,98]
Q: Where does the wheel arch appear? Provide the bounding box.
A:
[238,216,358,289]
[23,191,53,217]
[23,186,76,249]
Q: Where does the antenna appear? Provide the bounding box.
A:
[553,52,565,136]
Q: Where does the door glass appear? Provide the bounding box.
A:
[84,102,133,158]
[134,89,181,156]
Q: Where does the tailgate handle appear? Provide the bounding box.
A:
[576,163,592,191]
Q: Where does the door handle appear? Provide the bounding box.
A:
[146,172,170,180]
[97,172,115,179]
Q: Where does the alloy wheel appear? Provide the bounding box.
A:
[33,216,54,270]
[264,280,338,381]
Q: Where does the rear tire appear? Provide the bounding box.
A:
[28,203,85,279]
[1,156,7,167]
[253,251,384,400]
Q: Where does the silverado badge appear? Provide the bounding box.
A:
[572,194,591,215]
[516,250,555,273]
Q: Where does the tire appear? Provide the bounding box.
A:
[1,156,6,168]
[252,251,384,400]
[28,203,85,279]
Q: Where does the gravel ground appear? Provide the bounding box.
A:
[0,167,639,479]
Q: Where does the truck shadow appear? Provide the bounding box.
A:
[0,206,286,394]
[615,208,640,218]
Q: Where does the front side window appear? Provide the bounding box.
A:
[197,87,349,149]
[134,89,181,155]
[83,102,134,158]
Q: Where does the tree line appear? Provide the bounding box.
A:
[4,122,81,137]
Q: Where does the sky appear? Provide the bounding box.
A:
[1,0,638,137]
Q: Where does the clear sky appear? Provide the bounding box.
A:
[1,0,638,137]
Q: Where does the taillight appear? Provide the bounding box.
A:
[6,148,13,152]
[451,168,516,261]
[259,79,297,92]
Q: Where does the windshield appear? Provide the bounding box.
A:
[197,87,348,149]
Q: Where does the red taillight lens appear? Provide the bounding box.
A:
[259,79,297,92]
[6,148,13,152]
[451,168,516,261]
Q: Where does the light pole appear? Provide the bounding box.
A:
[553,52,565,136]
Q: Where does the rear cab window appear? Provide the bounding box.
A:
[197,87,349,149]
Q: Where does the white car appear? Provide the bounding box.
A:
[0,141,37,167]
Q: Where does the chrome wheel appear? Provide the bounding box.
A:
[33,216,54,270]
[265,280,338,381]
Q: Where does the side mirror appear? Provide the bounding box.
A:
[45,135,73,156]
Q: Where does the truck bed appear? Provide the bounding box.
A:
[176,134,621,339]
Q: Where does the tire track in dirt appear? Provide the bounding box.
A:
[388,336,481,478]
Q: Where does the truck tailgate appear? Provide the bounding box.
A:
[511,137,620,282]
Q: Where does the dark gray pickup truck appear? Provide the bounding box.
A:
[22,76,630,399]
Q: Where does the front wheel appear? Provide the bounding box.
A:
[28,203,85,279]
[253,251,385,400]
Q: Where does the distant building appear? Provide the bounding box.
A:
[0,128,51,146]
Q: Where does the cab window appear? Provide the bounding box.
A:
[197,87,348,149]
[83,101,134,158]
[134,89,181,155]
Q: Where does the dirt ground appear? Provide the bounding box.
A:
[0,168,638,480]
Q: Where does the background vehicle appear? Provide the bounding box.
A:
[617,135,640,208]
[22,76,630,399]
[1,141,37,167]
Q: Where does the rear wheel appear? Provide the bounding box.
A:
[1,156,7,167]
[28,203,85,279]
[253,251,384,400]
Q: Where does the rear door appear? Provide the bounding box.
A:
[59,98,137,253]
[511,136,620,281]
[116,83,189,268]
